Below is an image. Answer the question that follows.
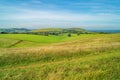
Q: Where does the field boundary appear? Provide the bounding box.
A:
[8,40,23,48]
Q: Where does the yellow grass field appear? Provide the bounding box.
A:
[0,33,120,80]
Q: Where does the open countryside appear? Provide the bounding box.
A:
[0,28,120,80]
[0,0,120,79]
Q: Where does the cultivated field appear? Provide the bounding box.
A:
[0,33,120,80]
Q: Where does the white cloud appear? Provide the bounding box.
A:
[3,8,120,22]
[0,3,120,29]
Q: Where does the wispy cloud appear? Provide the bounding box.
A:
[2,7,119,21]
[0,7,120,29]
[68,1,120,14]
[0,0,120,29]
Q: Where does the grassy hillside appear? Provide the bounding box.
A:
[0,33,119,48]
[0,28,30,33]
[32,28,89,33]
[32,28,63,32]
[0,34,79,43]
[0,34,84,48]
[0,33,120,80]
[0,38,20,48]
[0,38,42,48]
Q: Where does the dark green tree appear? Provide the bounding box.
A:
[68,33,71,37]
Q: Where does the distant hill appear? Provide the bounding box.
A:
[90,30,120,33]
[32,28,90,34]
[0,28,91,34]
[0,28,30,33]
[32,28,63,33]
[63,28,89,33]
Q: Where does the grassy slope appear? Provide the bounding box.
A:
[0,33,119,48]
[31,28,89,33]
[0,34,86,48]
[32,28,63,32]
[0,38,20,48]
[0,33,120,80]
[0,34,80,43]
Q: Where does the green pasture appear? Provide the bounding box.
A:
[0,33,120,80]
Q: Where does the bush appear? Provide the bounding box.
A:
[68,33,71,37]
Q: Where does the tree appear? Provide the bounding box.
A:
[0,32,7,34]
[68,33,71,37]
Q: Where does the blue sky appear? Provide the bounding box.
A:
[0,0,120,30]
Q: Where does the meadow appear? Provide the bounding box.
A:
[0,33,120,80]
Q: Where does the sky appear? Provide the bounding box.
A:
[0,0,120,30]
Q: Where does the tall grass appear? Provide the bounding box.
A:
[0,33,120,80]
[0,48,120,80]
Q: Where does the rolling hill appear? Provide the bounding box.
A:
[0,31,120,80]
[32,28,90,33]
[0,33,120,80]
[0,28,30,33]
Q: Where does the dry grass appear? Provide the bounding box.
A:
[0,33,120,80]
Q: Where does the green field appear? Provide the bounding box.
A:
[0,33,120,80]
